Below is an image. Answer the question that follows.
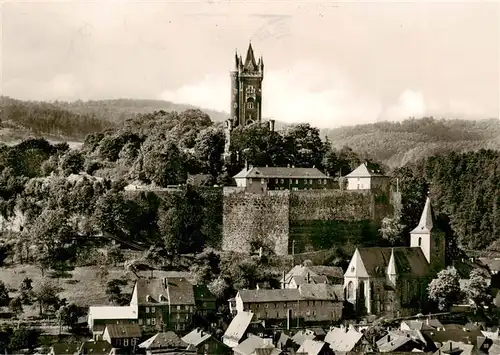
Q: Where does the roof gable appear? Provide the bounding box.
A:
[182,328,213,347]
[345,162,386,178]
[104,323,141,339]
[138,332,188,350]
[223,311,254,344]
[344,248,370,278]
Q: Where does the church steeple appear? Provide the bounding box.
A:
[410,195,446,270]
[411,196,434,234]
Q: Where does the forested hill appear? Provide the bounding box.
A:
[0,97,228,143]
[323,117,500,168]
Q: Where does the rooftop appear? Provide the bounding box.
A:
[234,166,329,179]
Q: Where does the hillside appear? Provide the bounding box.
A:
[322,117,500,168]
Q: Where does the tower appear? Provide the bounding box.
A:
[410,196,446,271]
[229,42,264,128]
[225,42,264,159]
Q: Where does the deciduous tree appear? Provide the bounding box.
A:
[428,267,461,311]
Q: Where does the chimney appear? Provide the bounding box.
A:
[282,271,286,289]
[163,277,168,288]
[245,160,249,170]
[269,119,275,132]
[387,335,390,342]
[306,272,310,283]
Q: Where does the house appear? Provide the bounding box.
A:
[234,284,344,326]
[130,277,196,332]
[181,328,229,355]
[376,332,422,353]
[401,320,435,332]
[324,326,369,353]
[277,333,294,351]
[233,165,334,193]
[281,265,343,289]
[49,343,80,355]
[223,311,255,348]
[291,330,316,347]
[193,284,217,318]
[433,341,474,355]
[421,326,482,350]
[296,339,333,355]
[87,306,138,340]
[79,340,113,355]
[343,196,446,316]
[102,324,141,349]
[233,335,275,355]
[138,331,190,355]
[344,162,389,191]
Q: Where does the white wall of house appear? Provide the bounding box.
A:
[347,177,372,190]
[235,293,245,313]
[234,178,248,188]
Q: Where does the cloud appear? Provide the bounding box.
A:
[160,60,383,128]
[381,89,427,121]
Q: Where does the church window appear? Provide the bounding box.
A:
[347,281,354,299]
[247,102,254,109]
[351,266,355,272]
[418,237,422,246]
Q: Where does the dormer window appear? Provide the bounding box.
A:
[159,294,165,302]
[146,295,151,302]
[351,266,355,272]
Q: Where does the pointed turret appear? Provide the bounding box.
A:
[387,248,397,287]
[234,50,240,69]
[244,42,258,71]
[411,196,434,234]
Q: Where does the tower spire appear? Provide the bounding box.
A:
[244,42,257,70]
[411,196,434,234]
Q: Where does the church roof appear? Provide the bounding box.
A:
[233,166,329,179]
[411,197,434,234]
[357,247,430,277]
[345,162,387,178]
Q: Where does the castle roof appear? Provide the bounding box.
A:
[234,166,329,179]
[356,247,430,278]
[411,196,434,234]
[345,162,387,178]
[244,43,258,71]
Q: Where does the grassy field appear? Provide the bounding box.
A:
[0,264,191,319]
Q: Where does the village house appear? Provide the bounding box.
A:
[344,162,389,191]
[297,339,333,355]
[223,311,266,348]
[182,328,230,354]
[233,334,277,355]
[130,277,196,332]
[282,264,344,289]
[233,165,335,193]
[343,196,446,316]
[324,326,370,353]
[233,284,344,327]
[87,305,138,340]
[138,331,191,355]
[79,340,113,355]
[193,284,217,318]
[102,323,141,350]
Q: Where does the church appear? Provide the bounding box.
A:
[343,196,446,316]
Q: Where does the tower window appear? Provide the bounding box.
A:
[247,102,254,109]
[418,237,422,247]
[247,85,255,94]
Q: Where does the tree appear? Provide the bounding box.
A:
[379,215,406,245]
[194,126,225,179]
[464,268,492,309]
[141,137,186,186]
[0,281,9,307]
[106,244,125,266]
[58,149,84,176]
[428,267,461,311]
[26,208,76,276]
[208,278,229,300]
[19,277,34,305]
[105,279,129,305]
[9,327,40,351]
[283,123,325,168]
[34,281,61,315]
[9,297,23,317]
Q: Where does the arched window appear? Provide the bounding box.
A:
[347,281,354,300]
[418,237,422,247]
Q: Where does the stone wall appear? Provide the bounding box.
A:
[222,189,289,255]
[222,188,394,256]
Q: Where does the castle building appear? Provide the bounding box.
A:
[344,162,390,191]
[224,43,265,158]
[233,165,334,193]
[343,196,446,316]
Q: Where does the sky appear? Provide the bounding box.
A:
[1,0,499,128]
